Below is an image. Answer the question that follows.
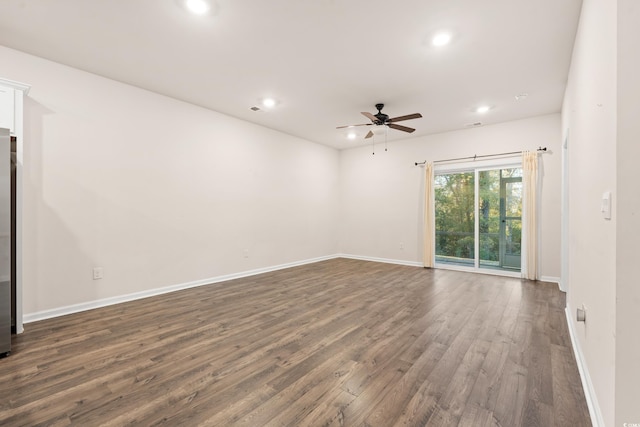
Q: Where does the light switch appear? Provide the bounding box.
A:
[601,191,611,220]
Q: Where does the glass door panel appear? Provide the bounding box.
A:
[434,171,475,267]
[500,177,522,270]
[478,170,500,269]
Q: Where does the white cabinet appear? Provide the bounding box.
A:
[0,86,15,134]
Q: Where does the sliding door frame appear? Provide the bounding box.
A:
[434,157,523,278]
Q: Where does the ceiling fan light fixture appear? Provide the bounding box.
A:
[372,126,387,135]
[432,32,452,47]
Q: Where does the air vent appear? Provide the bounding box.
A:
[464,122,483,128]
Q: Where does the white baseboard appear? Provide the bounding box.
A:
[23,254,340,324]
[564,305,604,427]
[540,275,561,291]
[540,275,560,284]
[338,253,423,268]
[20,254,566,326]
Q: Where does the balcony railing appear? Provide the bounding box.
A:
[435,230,521,269]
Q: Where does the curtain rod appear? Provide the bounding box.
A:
[414,147,547,166]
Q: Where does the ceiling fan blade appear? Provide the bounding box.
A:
[361,112,378,122]
[365,130,374,139]
[388,123,416,133]
[388,113,422,123]
[336,123,373,129]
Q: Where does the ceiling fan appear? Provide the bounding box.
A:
[337,103,422,138]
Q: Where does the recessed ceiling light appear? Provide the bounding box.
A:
[262,98,276,108]
[347,132,357,140]
[476,105,491,114]
[185,0,210,15]
[432,32,452,47]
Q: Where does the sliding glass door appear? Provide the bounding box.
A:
[435,165,522,274]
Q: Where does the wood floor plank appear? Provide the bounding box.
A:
[550,343,592,427]
[0,259,590,426]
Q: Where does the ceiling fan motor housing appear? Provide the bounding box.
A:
[374,103,388,124]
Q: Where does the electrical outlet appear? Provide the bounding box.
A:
[400,242,404,250]
[243,249,249,258]
[93,267,104,280]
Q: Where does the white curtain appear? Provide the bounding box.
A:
[522,151,538,280]
[423,162,435,268]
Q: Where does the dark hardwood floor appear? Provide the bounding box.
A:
[0,258,591,426]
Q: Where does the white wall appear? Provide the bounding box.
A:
[615,0,640,425]
[0,46,340,317]
[339,114,562,280]
[561,0,617,425]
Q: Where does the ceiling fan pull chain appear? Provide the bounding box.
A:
[385,126,388,152]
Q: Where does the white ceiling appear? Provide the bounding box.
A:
[0,0,582,149]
